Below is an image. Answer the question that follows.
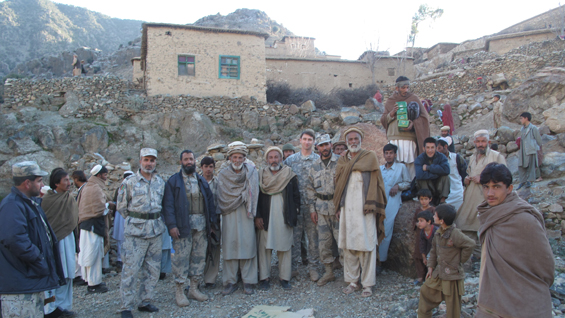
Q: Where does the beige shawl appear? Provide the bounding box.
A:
[259,165,295,195]
[476,191,554,318]
[217,163,259,218]
[77,176,110,223]
[42,190,79,240]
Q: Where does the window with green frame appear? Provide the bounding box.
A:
[178,55,195,76]
[219,55,240,79]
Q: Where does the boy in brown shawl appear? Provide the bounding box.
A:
[417,204,475,318]
[333,127,387,298]
[476,163,554,318]
[380,76,430,178]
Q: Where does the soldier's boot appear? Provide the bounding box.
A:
[188,277,209,302]
[309,268,320,282]
[317,264,335,286]
[175,283,190,307]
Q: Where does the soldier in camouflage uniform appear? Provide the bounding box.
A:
[163,150,216,307]
[117,148,166,318]
[307,134,343,286]
[0,161,64,318]
[283,129,321,281]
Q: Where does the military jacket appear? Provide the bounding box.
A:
[284,151,320,207]
[307,153,339,215]
[117,170,166,238]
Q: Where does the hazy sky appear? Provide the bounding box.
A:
[15,0,565,59]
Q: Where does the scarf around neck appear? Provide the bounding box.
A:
[217,163,259,218]
[42,189,79,240]
[259,164,295,195]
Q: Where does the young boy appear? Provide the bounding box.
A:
[413,189,435,284]
[418,204,475,318]
[415,210,438,285]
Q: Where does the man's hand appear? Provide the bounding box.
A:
[471,175,481,184]
[107,202,116,211]
[464,176,471,186]
[169,227,180,240]
[310,212,318,225]
[389,184,400,197]
[255,218,264,230]
[389,105,398,118]
[422,164,428,171]
[425,267,433,279]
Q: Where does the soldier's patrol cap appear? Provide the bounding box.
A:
[316,134,332,146]
[140,148,158,158]
[12,161,48,177]
[282,144,295,152]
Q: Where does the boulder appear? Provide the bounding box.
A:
[7,135,42,155]
[541,152,565,178]
[300,100,316,113]
[58,91,82,116]
[242,110,259,129]
[457,104,468,115]
[343,116,360,125]
[311,117,323,128]
[504,67,565,125]
[383,200,419,277]
[469,103,482,114]
[362,112,381,123]
[497,126,515,143]
[289,104,299,115]
[340,107,361,120]
[506,141,519,153]
[543,103,565,134]
[36,126,55,150]
[80,126,109,154]
[0,151,65,196]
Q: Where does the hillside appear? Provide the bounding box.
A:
[0,0,143,77]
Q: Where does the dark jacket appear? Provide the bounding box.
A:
[256,176,300,230]
[428,225,475,281]
[419,225,438,255]
[162,169,217,239]
[0,187,65,293]
[415,151,450,180]
[454,153,468,185]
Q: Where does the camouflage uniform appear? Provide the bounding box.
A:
[172,172,208,284]
[307,153,343,265]
[284,151,320,271]
[203,176,221,285]
[0,293,44,318]
[117,169,166,311]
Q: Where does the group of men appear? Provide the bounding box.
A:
[0,75,554,318]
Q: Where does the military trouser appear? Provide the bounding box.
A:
[1,293,44,318]
[292,204,319,271]
[417,279,463,318]
[172,229,207,285]
[120,234,162,311]
[318,214,342,265]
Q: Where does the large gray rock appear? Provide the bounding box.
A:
[457,104,468,114]
[497,126,515,143]
[384,200,419,277]
[504,67,565,125]
[543,103,565,134]
[506,141,519,153]
[0,151,65,196]
[343,116,360,125]
[242,110,259,129]
[36,126,55,150]
[340,107,361,120]
[7,135,42,155]
[300,100,316,113]
[59,91,82,116]
[469,102,483,114]
[80,126,109,153]
[541,152,565,178]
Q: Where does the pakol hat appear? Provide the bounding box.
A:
[264,146,283,161]
[343,127,364,140]
[440,126,450,131]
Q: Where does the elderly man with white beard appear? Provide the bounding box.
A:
[334,127,387,297]
[217,146,260,296]
[256,147,300,290]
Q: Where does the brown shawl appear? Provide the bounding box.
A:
[77,176,110,223]
[217,163,259,218]
[259,165,296,195]
[381,91,430,155]
[333,149,387,243]
[476,191,554,318]
[42,189,79,240]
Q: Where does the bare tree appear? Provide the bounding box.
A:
[408,4,444,56]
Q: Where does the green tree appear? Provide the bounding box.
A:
[408,4,444,54]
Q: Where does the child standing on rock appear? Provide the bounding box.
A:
[412,189,435,285]
[414,210,438,285]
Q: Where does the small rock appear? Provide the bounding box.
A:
[550,204,564,213]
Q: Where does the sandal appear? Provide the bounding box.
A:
[361,287,372,298]
[342,282,360,295]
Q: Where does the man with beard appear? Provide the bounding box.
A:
[0,162,64,318]
[332,141,347,156]
[78,164,112,294]
[217,146,259,296]
[307,134,342,286]
[455,130,506,258]
[284,129,321,281]
[42,168,79,318]
[380,76,430,178]
[379,144,411,270]
[200,157,222,288]
[163,150,216,306]
[440,126,455,153]
[476,163,554,318]
[117,148,166,318]
[282,144,295,160]
[437,138,466,212]
[334,127,387,297]
[414,138,451,206]
[256,147,300,290]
